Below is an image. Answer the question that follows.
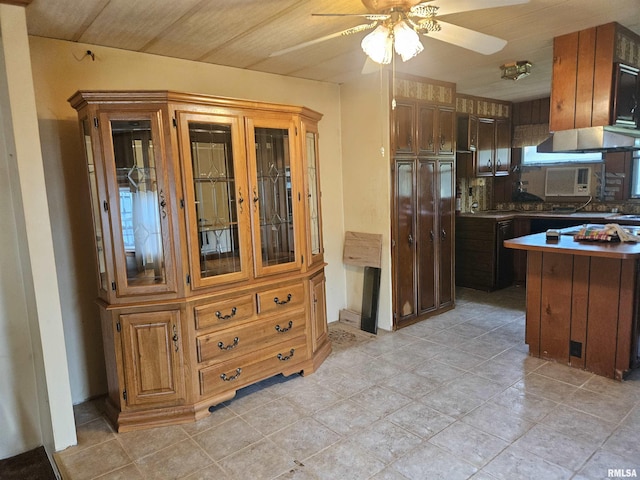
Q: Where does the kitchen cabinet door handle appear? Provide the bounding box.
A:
[441,229,447,240]
[408,233,413,245]
[429,230,434,242]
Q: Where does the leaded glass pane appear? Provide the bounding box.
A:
[189,122,241,277]
[111,119,166,286]
[306,132,320,256]
[254,127,295,266]
[83,118,108,292]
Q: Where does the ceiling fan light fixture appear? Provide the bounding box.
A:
[393,20,423,61]
[361,24,393,64]
[500,60,532,80]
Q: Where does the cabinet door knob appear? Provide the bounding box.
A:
[172,324,179,352]
[252,186,259,211]
[238,188,244,213]
[408,233,413,245]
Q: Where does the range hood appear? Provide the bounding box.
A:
[537,23,640,154]
[537,126,640,154]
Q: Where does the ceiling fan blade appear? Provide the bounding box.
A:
[429,0,528,17]
[312,13,390,20]
[270,23,376,57]
[428,20,507,55]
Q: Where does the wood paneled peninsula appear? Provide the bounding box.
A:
[504,232,640,380]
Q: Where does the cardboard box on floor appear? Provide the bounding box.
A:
[340,231,382,334]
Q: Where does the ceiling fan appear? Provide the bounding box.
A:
[271,0,529,64]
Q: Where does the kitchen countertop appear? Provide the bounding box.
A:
[458,211,640,223]
[504,231,640,259]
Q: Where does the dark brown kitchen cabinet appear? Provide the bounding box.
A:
[456,114,478,153]
[475,118,511,177]
[393,158,454,328]
[392,102,455,157]
[393,102,416,154]
[550,22,640,131]
[456,216,514,291]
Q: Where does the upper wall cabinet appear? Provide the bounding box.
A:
[550,22,640,131]
[392,101,455,156]
[475,118,511,177]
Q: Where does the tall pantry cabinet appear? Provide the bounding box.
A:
[69,91,330,431]
[391,77,456,329]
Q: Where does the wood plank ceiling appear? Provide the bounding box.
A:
[21,0,640,102]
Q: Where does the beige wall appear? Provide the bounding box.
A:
[0,4,76,459]
[28,36,348,405]
[340,73,393,330]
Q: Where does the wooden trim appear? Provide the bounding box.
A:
[569,256,589,368]
[0,0,33,6]
[455,93,511,119]
[526,251,542,356]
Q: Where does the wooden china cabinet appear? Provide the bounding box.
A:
[69,90,330,431]
[391,76,456,329]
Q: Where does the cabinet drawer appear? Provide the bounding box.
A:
[197,310,306,364]
[256,283,305,315]
[199,336,308,397]
[194,294,256,330]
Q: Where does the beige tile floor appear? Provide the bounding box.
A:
[55,287,640,480]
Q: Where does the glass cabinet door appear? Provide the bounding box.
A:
[177,112,250,288]
[99,110,177,296]
[247,116,300,276]
[302,121,323,267]
[81,117,109,297]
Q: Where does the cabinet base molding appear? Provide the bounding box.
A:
[302,338,332,375]
[105,399,200,433]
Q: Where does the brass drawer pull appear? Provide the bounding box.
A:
[277,348,295,361]
[215,307,237,320]
[220,368,242,382]
[275,321,293,333]
[217,337,239,351]
[273,294,292,305]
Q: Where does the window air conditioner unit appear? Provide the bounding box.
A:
[545,167,591,197]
